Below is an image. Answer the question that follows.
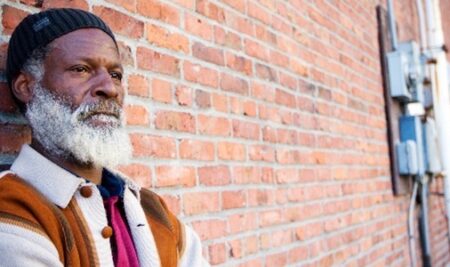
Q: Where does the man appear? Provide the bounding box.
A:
[0,8,208,267]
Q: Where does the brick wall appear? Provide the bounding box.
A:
[0,0,449,266]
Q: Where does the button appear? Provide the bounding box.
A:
[101,226,113,238]
[80,186,92,198]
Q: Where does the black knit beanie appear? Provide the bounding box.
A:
[6,8,117,89]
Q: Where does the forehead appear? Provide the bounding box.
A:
[46,28,120,65]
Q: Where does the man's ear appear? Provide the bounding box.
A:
[11,72,35,104]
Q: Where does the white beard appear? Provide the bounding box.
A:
[25,83,132,168]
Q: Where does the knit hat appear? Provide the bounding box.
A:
[6,8,117,88]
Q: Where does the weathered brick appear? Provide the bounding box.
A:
[217,141,246,161]
[225,52,252,75]
[233,166,260,184]
[179,139,215,161]
[196,0,225,23]
[249,145,275,162]
[212,93,228,112]
[146,24,189,53]
[130,134,176,158]
[195,90,211,108]
[244,39,269,61]
[220,73,249,95]
[214,26,242,50]
[152,78,172,103]
[155,165,196,187]
[42,0,88,9]
[198,165,231,186]
[155,110,195,133]
[0,124,31,153]
[184,192,220,215]
[222,190,246,209]
[106,0,136,12]
[232,119,260,140]
[127,74,150,97]
[117,163,151,188]
[183,61,219,88]
[137,47,180,76]
[94,6,144,39]
[192,42,224,66]
[125,104,149,125]
[2,6,29,35]
[198,115,231,136]
[185,13,214,41]
[137,0,180,25]
[175,85,193,106]
[208,243,227,265]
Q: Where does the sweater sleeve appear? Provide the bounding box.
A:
[179,224,210,267]
[0,222,63,266]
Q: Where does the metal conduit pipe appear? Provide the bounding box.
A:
[408,181,419,267]
[419,180,432,267]
[387,0,399,50]
[424,0,450,243]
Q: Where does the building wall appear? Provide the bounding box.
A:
[0,0,448,266]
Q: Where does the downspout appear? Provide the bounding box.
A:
[424,0,450,242]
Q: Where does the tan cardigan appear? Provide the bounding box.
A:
[0,173,183,267]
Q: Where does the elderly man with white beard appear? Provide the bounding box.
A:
[0,8,209,267]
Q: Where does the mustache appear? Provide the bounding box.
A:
[75,100,122,121]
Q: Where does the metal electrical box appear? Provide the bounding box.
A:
[397,115,425,176]
[387,41,424,103]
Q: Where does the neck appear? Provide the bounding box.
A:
[30,139,103,184]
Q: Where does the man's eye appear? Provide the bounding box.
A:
[71,66,88,73]
[110,72,123,81]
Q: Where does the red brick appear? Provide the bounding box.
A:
[228,213,257,233]
[275,89,296,108]
[225,52,252,75]
[238,259,264,267]
[259,209,283,227]
[0,41,7,70]
[0,124,31,153]
[192,42,224,66]
[2,6,29,35]
[152,79,172,103]
[214,26,242,50]
[137,47,180,76]
[175,86,193,106]
[222,190,246,209]
[106,0,136,12]
[218,141,246,161]
[260,230,292,249]
[244,39,268,61]
[198,115,231,136]
[155,166,196,187]
[248,1,271,25]
[185,13,214,41]
[243,100,257,117]
[93,6,144,39]
[42,0,88,9]
[0,82,18,113]
[232,120,260,140]
[266,252,288,267]
[290,58,309,77]
[196,0,225,22]
[195,90,211,108]
[155,111,195,133]
[220,73,249,95]
[146,24,189,53]
[179,139,215,161]
[19,0,42,7]
[249,145,275,162]
[130,134,176,158]
[275,168,300,184]
[184,192,220,215]
[250,82,275,102]
[137,0,180,25]
[117,163,151,188]
[233,166,260,184]
[255,63,278,82]
[248,189,274,206]
[117,41,134,67]
[254,24,277,45]
[125,104,149,126]
[183,61,219,88]
[270,50,290,68]
[127,74,150,97]
[225,11,253,36]
[221,0,246,12]
[262,126,277,143]
[191,219,227,240]
[212,93,228,112]
[198,165,231,186]
[160,194,181,215]
[228,238,242,258]
[172,0,195,9]
[208,243,227,265]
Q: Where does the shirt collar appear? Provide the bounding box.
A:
[10,144,84,208]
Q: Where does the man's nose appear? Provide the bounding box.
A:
[90,70,121,99]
